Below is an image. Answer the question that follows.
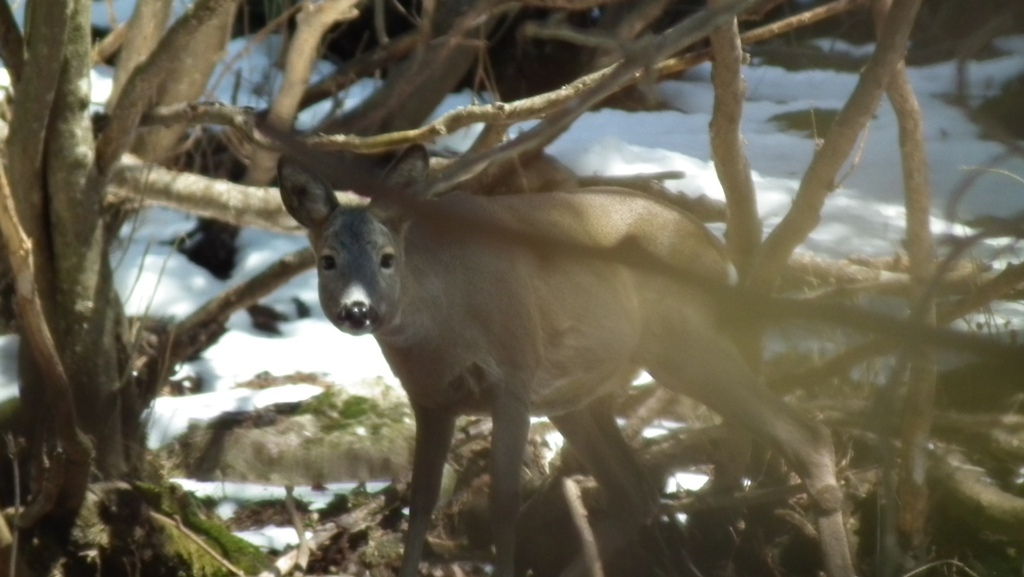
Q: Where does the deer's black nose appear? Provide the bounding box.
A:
[339,301,378,329]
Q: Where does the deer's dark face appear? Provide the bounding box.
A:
[278,146,429,336]
[312,208,401,335]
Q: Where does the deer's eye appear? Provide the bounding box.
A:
[380,253,395,270]
[320,255,337,270]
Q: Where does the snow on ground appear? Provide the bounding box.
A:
[2,13,1024,549]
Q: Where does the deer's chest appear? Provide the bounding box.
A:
[379,342,501,414]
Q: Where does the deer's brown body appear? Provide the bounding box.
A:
[278,147,854,577]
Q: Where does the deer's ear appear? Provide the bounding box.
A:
[383,145,430,194]
[278,158,339,229]
[369,145,431,226]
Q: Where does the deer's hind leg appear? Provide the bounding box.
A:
[644,324,854,577]
[520,396,661,577]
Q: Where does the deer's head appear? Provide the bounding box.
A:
[278,146,429,335]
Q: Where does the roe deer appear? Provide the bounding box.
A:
[277,145,854,577]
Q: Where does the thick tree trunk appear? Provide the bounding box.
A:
[46,1,129,480]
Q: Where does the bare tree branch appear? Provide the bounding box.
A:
[0,97,92,533]
[929,447,1024,540]
[873,0,936,552]
[244,0,361,186]
[751,0,924,288]
[92,22,128,65]
[427,0,766,196]
[5,1,70,266]
[96,0,237,173]
[134,1,867,163]
[658,0,870,76]
[708,0,762,279]
[296,31,420,111]
[772,256,1024,394]
[782,253,981,299]
[107,0,173,109]
[320,0,510,136]
[590,0,673,69]
[109,155,305,232]
[944,260,1024,321]
[520,21,622,51]
[0,169,85,499]
[131,0,241,164]
[48,0,130,480]
[167,248,315,367]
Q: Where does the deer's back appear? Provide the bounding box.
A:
[441,188,732,287]
[380,188,732,414]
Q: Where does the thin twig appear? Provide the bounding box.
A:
[284,486,311,571]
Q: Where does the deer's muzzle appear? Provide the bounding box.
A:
[338,301,379,332]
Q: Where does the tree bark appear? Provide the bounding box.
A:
[46,0,129,479]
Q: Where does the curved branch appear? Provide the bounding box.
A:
[751,0,924,287]
[136,0,868,161]
[96,0,236,173]
[931,447,1024,540]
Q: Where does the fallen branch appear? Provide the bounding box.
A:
[150,509,246,577]
[772,257,1024,392]
[91,22,127,64]
[930,446,1024,540]
[782,253,983,299]
[933,413,1024,462]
